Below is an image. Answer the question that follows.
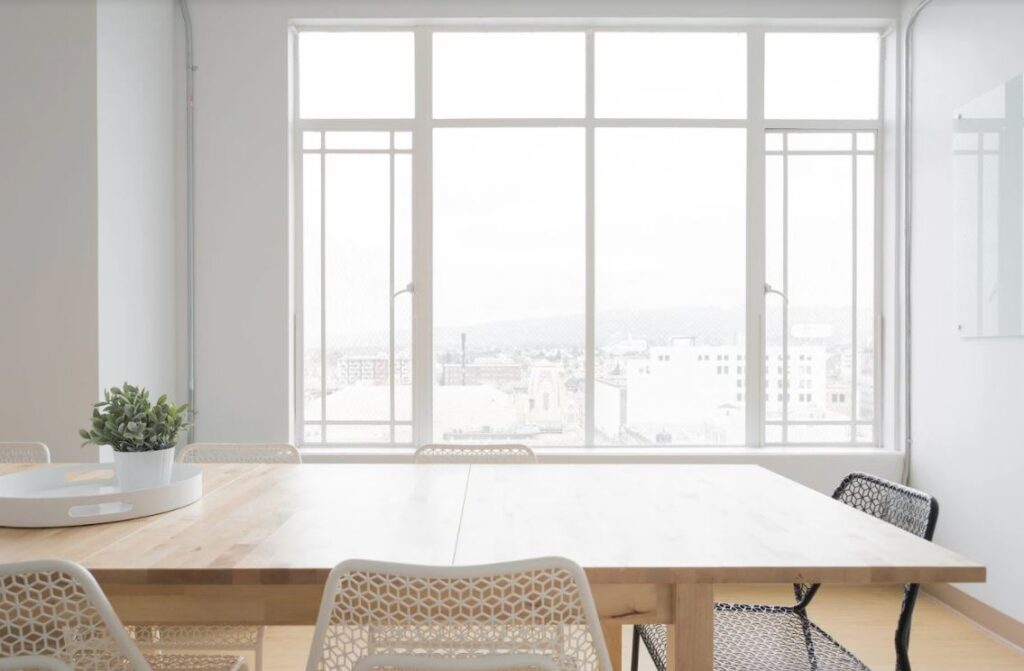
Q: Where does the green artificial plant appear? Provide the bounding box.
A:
[80,383,192,453]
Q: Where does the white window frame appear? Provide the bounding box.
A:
[290,22,888,450]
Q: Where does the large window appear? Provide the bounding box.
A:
[294,26,884,448]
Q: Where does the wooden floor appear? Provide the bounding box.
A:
[260,585,1023,671]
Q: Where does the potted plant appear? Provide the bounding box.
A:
[80,384,191,490]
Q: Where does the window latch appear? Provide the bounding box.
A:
[764,283,789,304]
[393,282,414,299]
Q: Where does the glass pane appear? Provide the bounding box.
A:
[324,154,391,421]
[856,132,875,151]
[785,424,853,443]
[787,153,853,423]
[433,33,584,118]
[325,425,393,443]
[766,132,784,152]
[765,33,879,120]
[786,133,853,152]
[324,131,390,150]
[303,155,322,422]
[299,32,414,118]
[595,32,746,119]
[394,132,413,150]
[595,128,747,445]
[303,132,322,150]
[434,128,585,445]
[394,425,414,444]
[856,155,876,423]
[304,424,323,443]
[394,154,413,422]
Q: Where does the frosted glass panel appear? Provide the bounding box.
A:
[954,73,1024,337]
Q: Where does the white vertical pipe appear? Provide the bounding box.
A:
[901,0,934,484]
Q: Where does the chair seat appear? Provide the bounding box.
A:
[145,653,248,671]
[714,603,869,671]
[637,604,870,671]
[130,625,261,648]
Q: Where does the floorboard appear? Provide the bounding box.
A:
[261,585,1024,670]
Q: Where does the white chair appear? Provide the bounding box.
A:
[354,655,561,671]
[178,443,302,464]
[0,442,50,464]
[306,557,612,671]
[0,559,245,671]
[413,444,536,464]
[133,443,299,671]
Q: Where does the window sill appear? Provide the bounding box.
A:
[298,446,904,493]
[299,445,900,463]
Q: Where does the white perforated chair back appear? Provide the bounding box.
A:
[178,443,301,464]
[0,656,75,671]
[414,444,536,464]
[0,442,50,464]
[306,557,611,671]
[354,654,561,671]
[0,560,151,670]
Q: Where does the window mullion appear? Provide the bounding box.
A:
[411,28,433,447]
[746,28,766,447]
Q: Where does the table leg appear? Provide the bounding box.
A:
[601,620,623,671]
[667,583,713,671]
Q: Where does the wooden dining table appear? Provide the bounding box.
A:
[0,463,985,671]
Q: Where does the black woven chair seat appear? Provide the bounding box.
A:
[637,605,870,671]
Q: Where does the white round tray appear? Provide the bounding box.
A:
[0,463,203,528]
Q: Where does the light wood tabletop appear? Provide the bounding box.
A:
[0,463,985,671]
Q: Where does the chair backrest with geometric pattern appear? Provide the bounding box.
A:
[0,560,151,671]
[0,442,51,464]
[413,444,536,464]
[834,473,938,671]
[306,557,611,671]
[178,443,301,464]
[794,473,938,671]
[354,654,561,671]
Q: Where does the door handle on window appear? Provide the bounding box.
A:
[765,283,789,304]
[393,282,414,299]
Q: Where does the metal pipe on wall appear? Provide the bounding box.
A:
[178,0,197,443]
[902,0,934,485]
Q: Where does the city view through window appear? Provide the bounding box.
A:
[297,29,881,447]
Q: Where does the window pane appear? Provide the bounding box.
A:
[434,128,585,444]
[786,133,852,152]
[765,33,879,119]
[596,33,746,119]
[324,154,391,422]
[787,154,852,423]
[303,154,322,422]
[855,153,875,428]
[299,32,413,118]
[324,131,390,150]
[433,33,584,118]
[595,129,747,445]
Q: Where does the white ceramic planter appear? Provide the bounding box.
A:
[112,448,175,491]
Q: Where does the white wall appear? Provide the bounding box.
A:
[184,0,902,444]
[907,0,1024,623]
[0,0,100,462]
[97,0,178,398]
[0,0,177,461]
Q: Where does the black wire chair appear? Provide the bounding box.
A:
[630,472,940,671]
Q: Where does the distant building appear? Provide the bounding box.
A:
[332,356,411,386]
[596,337,831,445]
[441,361,521,387]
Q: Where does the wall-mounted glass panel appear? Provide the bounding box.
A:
[954,74,1024,337]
